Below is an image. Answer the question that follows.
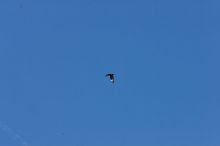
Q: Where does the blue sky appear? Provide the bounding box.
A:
[0,0,219,146]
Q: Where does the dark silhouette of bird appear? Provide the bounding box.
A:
[105,73,115,83]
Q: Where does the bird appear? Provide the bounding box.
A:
[105,73,115,83]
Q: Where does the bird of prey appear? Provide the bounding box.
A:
[105,73,115,83]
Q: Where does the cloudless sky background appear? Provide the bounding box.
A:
[0,0,220,146]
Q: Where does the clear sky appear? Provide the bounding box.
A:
[0,0,219,146]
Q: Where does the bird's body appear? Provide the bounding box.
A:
[105,73,115,83]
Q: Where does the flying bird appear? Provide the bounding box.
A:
[105,73,115,83]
